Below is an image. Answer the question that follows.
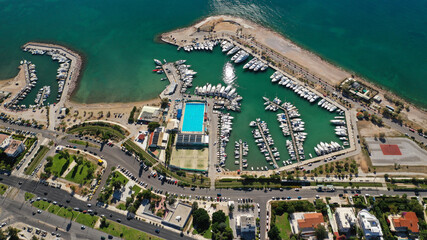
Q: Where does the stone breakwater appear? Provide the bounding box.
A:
[22,42,82,102]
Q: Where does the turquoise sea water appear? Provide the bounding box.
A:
[0,0,426,169]
[182,103,205,133]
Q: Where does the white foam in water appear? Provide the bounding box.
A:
[222,61,237,85]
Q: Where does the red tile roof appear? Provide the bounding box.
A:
[392,212,419,233]
[298,213,324,229]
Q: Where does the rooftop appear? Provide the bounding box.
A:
[0,133,8,144]
[166,203,192,229]
[391,212,419,233]
[297,213,324,229]
[4,139,23,155]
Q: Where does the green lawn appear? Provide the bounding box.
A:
[25,146,50,175]
[56,208,78,220]
[75,213,99,228]
[32,200,51,210]
[111,171,128,185]
[50,154,73,176]
[47,204,62,214]
[68,139,98,148]
[98,220,162,240]
[275,213,291,240]
[0,184,8,195]
[116,203,126,211]
[25,192,35,201]
[311,182,382,188]
[132,185,141,194]
[65,160,96,185]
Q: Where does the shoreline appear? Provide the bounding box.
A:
[161,15,427,129]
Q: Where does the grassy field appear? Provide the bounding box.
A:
[47,204,62,214]
[50,154,73,176]
[98,220,162,240]
[32,200,50,210]
[275,213,291,240]
[75,214,99,228]
[68,139,98,148]
[116,203,126,211]
[170,148,209,171]
[0,184,8,195]
[111,171,129,186]
[25,192,35,201]
[131,185,141,194]
[25,145,49,175]
[56,208,78,220]
[65,160,96,185]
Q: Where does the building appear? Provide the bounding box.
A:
[290,212,326,239]
[137,106,162,124]
[4,139,25,157]
[162,203,192,230]
[0,134,25,158]
[175,133,208,147]
[236,215,256,239]
[147,127,167,149]
[358,209,383,240]
[335,208,357,233]
[389,212,419,238]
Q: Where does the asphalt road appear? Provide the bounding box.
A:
[0,175,192,240]
[1,121,426,240]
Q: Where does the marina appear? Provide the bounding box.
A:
[250,119,279,169]
[263,97,303,164]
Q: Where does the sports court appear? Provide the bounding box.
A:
[366,137,427,166]
[170,147,209,172]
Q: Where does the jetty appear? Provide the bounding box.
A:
[263,97,301,164]
[255,120,278,169]
[159,62,180,99]
[238,141,243,172]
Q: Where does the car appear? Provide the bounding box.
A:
[217,193,221,197]
[18,182,22,185]
[108,235,113,239]
[155,229,160,234]
[315,195,320,199]
[116,219,121,223]
[297,196,302,199]
[53,201,57,205]
[81,225,86,230]
[37,210,42,214]
[191,187,195,191]
[32,212,36,215]
[287,196,291,200]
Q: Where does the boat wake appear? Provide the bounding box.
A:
[222,61,237,85]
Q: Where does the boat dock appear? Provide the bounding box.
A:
[238,141,243,172]
[255,121,279,169]
[264,97,301,164]
[159,62,181,99]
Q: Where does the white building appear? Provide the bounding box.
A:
[358,209,383,240]
[236,215,256,239]
[335,207,357,233]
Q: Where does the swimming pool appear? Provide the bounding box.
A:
[181,103,205,133]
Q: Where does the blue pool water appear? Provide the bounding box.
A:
[182,103,205,133]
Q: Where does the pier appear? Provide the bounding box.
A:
[264,97,301,164]
[238,141,243,172]
[159,62,181,99]
[255,121,278,169]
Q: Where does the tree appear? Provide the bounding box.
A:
[192,208,210,233]
[228,203,235,213]
[212,210,226,225]
[268,224,281,240]
[112,179,122,190]
[148,122,160,132]
[7,227,19,240]
[100,216,109,228]
[314,225,327,240]
[0,229,5,240]
[192,201,198,211]
[141,189,152,200]
[161,98,169,109]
